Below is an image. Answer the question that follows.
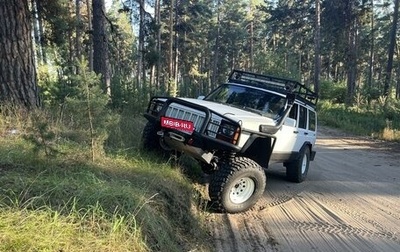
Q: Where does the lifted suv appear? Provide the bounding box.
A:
[142,70,318,213]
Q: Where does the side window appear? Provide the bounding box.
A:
[289,104,298,120]
[299,106,307,129]
[309,110,316,131]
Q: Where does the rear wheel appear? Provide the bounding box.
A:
[209,157,266,213]
[286,146,310,183]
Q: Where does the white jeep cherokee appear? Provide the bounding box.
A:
[142,70,318,213]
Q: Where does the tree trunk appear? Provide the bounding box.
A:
[211,0,221,92]
[367,0,375,91]
[168,0,176,96]
[92,0,111,96]
[383,0,399,96]
[0,0,40,108]
[345,0,357,106]
[86,0,93,71]
[31,0,46,64]
[155,0,162,93]
[137,0,144,91]
[314,0,321,96]
[75,0,82,73]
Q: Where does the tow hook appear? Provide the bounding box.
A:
[158,130,185,143]
[168,132,185,142]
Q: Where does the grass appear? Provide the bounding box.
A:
[318,100,400,141]
[7,97,398,251]
[0,109,212,252]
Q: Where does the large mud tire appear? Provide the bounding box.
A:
[141,122,161,151]
[209,157,266,213]
[286,146,310,183]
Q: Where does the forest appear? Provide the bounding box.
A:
[1,0,400,109]
[1,1,400,251]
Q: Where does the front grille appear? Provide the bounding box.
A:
[165,104,220,137]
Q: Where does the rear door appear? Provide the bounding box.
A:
[271,103,316,162]
[296,104,317,150]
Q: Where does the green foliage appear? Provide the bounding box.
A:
[23,112,58,156]
[105,107,147,152]
[61,59,116,160]
[319,80,347,103]
[318,100,400,141]
[0,127,211,251]
[37,64,59,106]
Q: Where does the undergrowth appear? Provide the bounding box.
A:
[0,107,211,252]
[318,100,400,141]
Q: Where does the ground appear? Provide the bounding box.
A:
[205,126,400,252]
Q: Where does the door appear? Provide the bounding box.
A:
[271,103,316,163]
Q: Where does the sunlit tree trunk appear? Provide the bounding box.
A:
[31,0,46,64]
[168,0,176,96]
[0,0,40,108]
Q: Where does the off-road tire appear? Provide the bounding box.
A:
[209,157,266,213]
[141,122,161,151]
[286,146,310,183]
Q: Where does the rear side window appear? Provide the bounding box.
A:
[299,106,307,129]
[309,110,316,131]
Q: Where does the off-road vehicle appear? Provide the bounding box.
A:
[142,70,318,213]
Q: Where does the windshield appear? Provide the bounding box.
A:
[205,84,286,119]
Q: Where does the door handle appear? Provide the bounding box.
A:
[304,132,309,135]
[293,131,299,134]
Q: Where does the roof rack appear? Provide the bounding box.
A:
[228,69,318,106]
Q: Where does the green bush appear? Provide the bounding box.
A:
[319,80,347,103]
[318,100,400,140]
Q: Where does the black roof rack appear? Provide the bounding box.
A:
[228,69,318,106]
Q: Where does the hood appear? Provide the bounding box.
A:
[178,98,276,128]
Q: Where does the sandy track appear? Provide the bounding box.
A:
[206,127,400,252]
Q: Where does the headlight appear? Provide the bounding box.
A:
[148,100,164,115]
[217,121,240,144]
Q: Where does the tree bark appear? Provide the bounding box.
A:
[383,0,399,96]
[0,0,40,108]
[155,0,161,93]
[92,0,111,96]
[211,0,221,92]
[345,0,357,106]
[168,0,175,96]
[137,0,144,91]
[75,0,82,73]
[367,0,375,91]
[86,0,93,71]
[314,0,321,97]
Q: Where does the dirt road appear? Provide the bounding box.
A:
[206,127,400,252]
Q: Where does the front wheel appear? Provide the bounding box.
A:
[209,157,266,213]
[286,146,310,183]
[141,122,161,151]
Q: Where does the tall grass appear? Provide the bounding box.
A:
[0,107,211,251]
[318,100,400,141]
